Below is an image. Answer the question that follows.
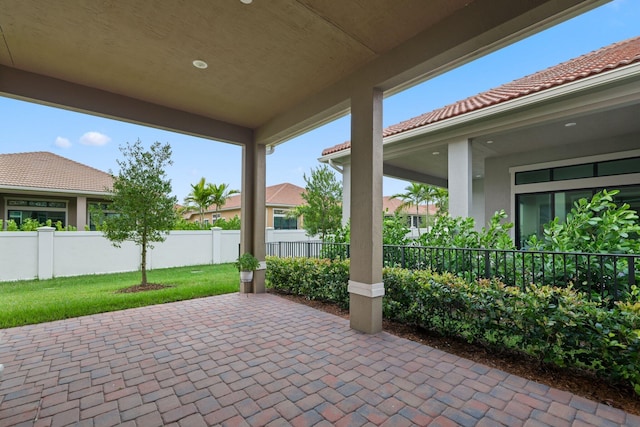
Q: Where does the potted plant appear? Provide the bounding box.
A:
[235,252,260,284]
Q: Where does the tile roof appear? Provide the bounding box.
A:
[383,196,438,215]
[219,183,305,210]
[0,151,113,194]
[322,36,640,156]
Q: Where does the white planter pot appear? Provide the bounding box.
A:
[240,270,254,283]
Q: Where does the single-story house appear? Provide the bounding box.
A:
[383,196,439,228]
[183,182,306,230]
[320,36,640,247]
[0,152,113,230]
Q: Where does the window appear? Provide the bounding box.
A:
[88,202,117,230]
[515,156,640,186]
[211,213,221,225]
[273,209,297,230]
[405,215,423,228]
[516,185,640,248]
[598,157,640,177]
[6,199,67,227]
[515,169,551,185]
[553,164,593,181]
[517,193,551,248]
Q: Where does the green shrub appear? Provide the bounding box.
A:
[527,189,640,254]
[212,216,241,230]
[19,218,42,231]
[172,217,203,230]
[266,257,349,309]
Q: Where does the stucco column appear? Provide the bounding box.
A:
[76,196,87,230]
[348,86,384,334]
[341,163,351,226]
[37,226,55,280]
[241,141,267,293]
[211,227,222,265]
[448,139,472,218]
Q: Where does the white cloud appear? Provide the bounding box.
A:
[79,131,111,146]
[54,137,72,148]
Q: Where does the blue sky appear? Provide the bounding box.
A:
[1,0,639,202]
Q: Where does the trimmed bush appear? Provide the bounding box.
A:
[266,257,350,309]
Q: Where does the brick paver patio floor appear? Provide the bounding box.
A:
[1,293,638,426]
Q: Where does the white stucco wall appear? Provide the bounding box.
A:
[0,232,38,281]
[0,228,313,282]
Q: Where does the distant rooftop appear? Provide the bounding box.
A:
[0,151,113,194]
[220,183,305,210]
[322,36,640,156]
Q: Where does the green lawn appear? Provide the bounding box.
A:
[0,264,239,328]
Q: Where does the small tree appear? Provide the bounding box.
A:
[103,140,178,286]
[292,165,342,240]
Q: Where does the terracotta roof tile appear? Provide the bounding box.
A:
[383,196,438,215]
[0,151,113,193]
[322,36,640,156]
[219,183,305,211]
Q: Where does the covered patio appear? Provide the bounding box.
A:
[1,294,637,426]
[0,0,612,332]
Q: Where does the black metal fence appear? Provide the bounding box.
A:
[266,241,640,300]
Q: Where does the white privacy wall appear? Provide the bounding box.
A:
[53,232,140,277]
[0,227,313,282]
[0,232,38,281]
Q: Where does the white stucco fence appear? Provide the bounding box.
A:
[0,227,317,282]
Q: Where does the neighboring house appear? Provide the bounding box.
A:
[383,196,439,228]
[320,36,640,248]
[0,152,113,230]
[184,183,305,230]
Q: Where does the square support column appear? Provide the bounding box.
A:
[341,163,351,226]
[76,196,87,230]
[448,139,472,218]
[348,87,383,334]
[241,141,267,293]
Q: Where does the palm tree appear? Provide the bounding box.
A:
[210,183,239,221]
[391,183,446,235]
[422,185,445,230]
[183,177,215,226]
[391,183,428,236]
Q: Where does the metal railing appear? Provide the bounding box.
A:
[266,241,640,300]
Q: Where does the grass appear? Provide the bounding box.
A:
[0,264,239,328]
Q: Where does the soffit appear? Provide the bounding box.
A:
[0,1,465,129]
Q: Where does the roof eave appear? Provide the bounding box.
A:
[0,185,113,197]
[319,61,640,162]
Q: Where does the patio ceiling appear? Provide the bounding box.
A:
[0,0,607,147]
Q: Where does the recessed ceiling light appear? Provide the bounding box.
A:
[432,151,440,155]
[192,59,208,69]
[486,140,494,144]
[240,0,253,4]
[564,122,577,127]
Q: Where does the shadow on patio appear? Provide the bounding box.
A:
[0,293,638,426]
